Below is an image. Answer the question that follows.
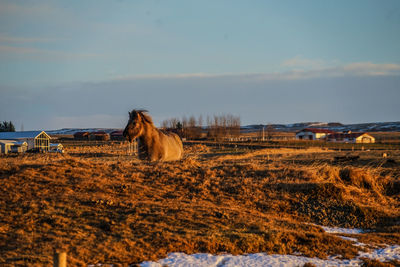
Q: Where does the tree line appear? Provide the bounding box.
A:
[0,121,15,132]
[161,114,241,140]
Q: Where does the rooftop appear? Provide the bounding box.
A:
[0,131,50,140]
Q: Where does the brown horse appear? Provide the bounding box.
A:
[123,110,184,162]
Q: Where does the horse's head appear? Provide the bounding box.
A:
[123,110,150,142]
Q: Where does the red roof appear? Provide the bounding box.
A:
[73,131,90,137]
[297,128,335,134]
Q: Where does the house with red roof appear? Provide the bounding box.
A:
[74,131,90,140]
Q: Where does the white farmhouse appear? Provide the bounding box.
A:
[0,131,51,152]
[296,128,335,141]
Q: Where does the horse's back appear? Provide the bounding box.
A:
[159,131,183,161]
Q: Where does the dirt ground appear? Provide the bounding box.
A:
[0,143,399,266]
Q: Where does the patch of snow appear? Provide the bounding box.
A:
[140,252,364,267]
[321,226,364,235]
[338,236,358,242]
[358,245,400,263]
[337,236,366,247]
[140,245,400,267]
[317,225,366,247]
[140,226,400,267]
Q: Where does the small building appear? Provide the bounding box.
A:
[0,131,51,151]
[110,130,125,141]
[0,140,28,154]
[296,128,335,141]
[74,131,90,140]
[327,132,375,143]
[89,131,110,141]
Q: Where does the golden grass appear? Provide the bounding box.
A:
[0,144,399,266]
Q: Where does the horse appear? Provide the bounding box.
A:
[123,109,184,162]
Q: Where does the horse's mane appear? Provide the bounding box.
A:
[131,109,154,125]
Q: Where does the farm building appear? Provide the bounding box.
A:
[0,140,28,154]
[296,128,335,141]
[327,132,375,143]
[74,131,90,140]
[110,130,124,141]
[0,131,51,151]
[89,131,110,141]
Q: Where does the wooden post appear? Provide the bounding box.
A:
[53,252,66,267]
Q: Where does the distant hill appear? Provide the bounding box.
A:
[46,128,122,136]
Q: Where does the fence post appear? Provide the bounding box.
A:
[53,252,66,267]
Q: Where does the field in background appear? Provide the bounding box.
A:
[0,141,399,266]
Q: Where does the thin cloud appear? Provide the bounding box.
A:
[281,55,328,70]
[113,73,234,81]
[111,61,400,83]
[0,1,58,17]
[0,45,99,60]
[0,35,63,43]
[280,56,400,78]
[343,62,400,75]
[0,45,42,55]
[258,61,400,80]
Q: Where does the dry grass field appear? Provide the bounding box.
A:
[0,142,399,266]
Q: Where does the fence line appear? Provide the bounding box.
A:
[183,140,400,151]
[59,140,138,156]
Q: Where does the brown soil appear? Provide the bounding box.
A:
[0,144,399,266]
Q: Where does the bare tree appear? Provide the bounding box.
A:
[162,113,240,141]
[197,115,203,128]
[161,120,169,129]
[265,124,275,141]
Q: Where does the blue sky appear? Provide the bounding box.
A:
[0,0,399,130]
